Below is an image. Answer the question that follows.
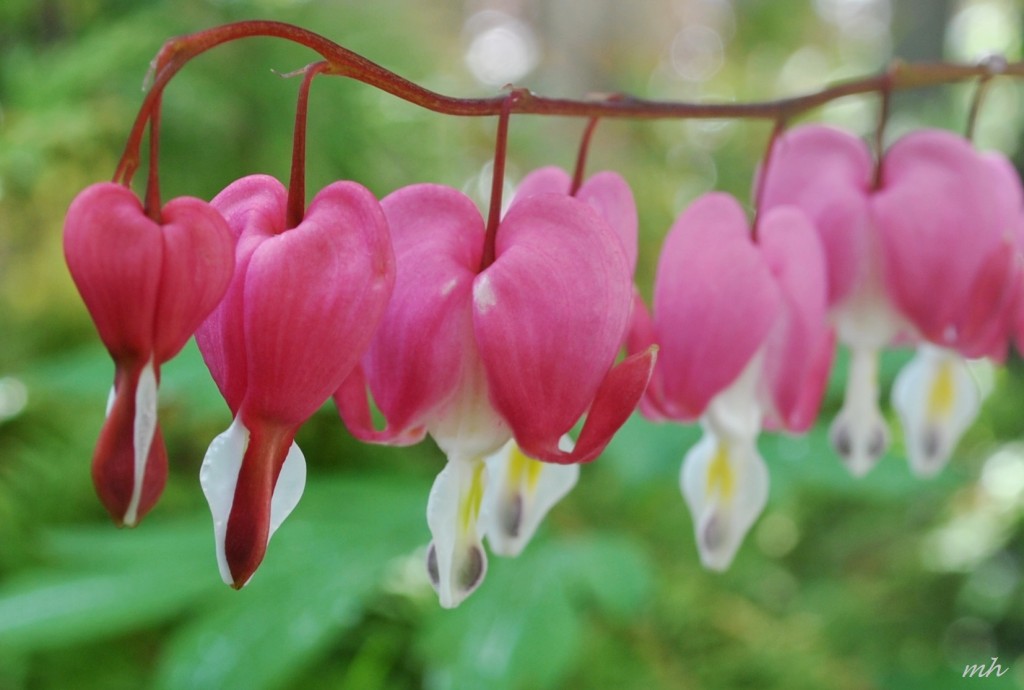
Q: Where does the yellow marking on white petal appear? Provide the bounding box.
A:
[682,429,769,572]
[926,358,956,422]
[526,454,543,491]
[460,459,486,532]
[507,444,543,492]
[706,442,735,502]
[507,445,527,483]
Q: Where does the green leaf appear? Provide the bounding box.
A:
[0,522,215,654]
[0,473,430,687]
[154,475,430,690]
[418,534,653,690]
[153,537,366,690]
[544,536,652,620]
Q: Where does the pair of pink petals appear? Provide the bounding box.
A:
[760,125,1024,475]
[760,125,1023,360]
[878,132,1022,358]
[336,170,654,607]
[336,178,654,467]
[63,183,235,526]
[630,192,832,432]
[627,192,829,571]
[194,174,395,588]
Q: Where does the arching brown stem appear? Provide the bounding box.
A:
[111,21,1024,191]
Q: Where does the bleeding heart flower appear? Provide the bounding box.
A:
[476,166,639,560]
[64,182,234,527]
[760,125,1024,476]
[758,125,896,476]
[195,174,394,588]
[630,194,780,422]
[878,137,1023,476]
[874,131,1021,358]
[336,182,655,607]
[628,192,829,570]
[632,193,831,428]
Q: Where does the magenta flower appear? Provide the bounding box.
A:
[880,135,1022,475]
[479,165,640,558]
[629,192,829,570]
[195,174,395,588]
[760,125,1023,476]
[64,183,235,526]
[874,131,1021,358]
[337,182,655,607]
[633,193,831,430]
[759,125,898,474]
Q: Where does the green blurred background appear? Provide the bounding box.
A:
[2,1,1024,688]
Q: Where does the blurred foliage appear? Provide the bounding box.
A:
[3,1,1024,689]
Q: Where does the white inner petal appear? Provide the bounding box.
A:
[830,345,889,477]
[483,435,578,557]
[428,352,510,460]
[832,247,904,351]
[472,273,498,312]
[681,426,769,572]
[705,351,764,441]
[200,417,249,586]
[104,384,116,418]
[892,344,979,477]
[680,363,770,572]
[425,454,489,608]
[269,441,306,538]
[123,359,158,527]
[198,416,307,588]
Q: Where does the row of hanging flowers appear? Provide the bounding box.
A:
[62,21,1024,607]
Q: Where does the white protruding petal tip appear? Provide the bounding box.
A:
[104,384,116,418]
[425,456,488,608]
[269,441,306,538]
[198,417,307,588]
[124,358,158,527]
[681,429,769,572]
[696,508,732,572]
[829,409,889,478]
[483,435,578,558]
[892,346,979,478]
[832,346,889,477]
[200,417,249,586]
